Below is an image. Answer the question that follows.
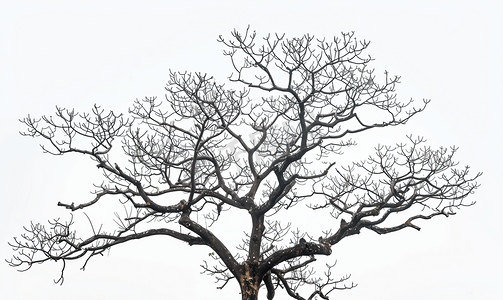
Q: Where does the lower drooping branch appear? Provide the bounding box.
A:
[6,216,208,284]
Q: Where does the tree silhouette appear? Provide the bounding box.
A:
[7,28,480,300]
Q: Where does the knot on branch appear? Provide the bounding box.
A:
[58,202,76,211]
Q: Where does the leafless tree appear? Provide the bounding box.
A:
[7,28,480,300]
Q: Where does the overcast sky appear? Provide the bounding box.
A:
[1,1,502,299]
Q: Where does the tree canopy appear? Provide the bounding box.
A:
[7,28,480,300]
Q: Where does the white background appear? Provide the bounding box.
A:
[1,1,502,299]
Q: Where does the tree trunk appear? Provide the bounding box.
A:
[240,281,260,300]
[239,262,261,300]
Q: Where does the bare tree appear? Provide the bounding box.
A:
[7,28,480,300]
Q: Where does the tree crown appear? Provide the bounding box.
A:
[8,28,480,300]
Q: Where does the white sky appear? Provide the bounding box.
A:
[1,1,502,299]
